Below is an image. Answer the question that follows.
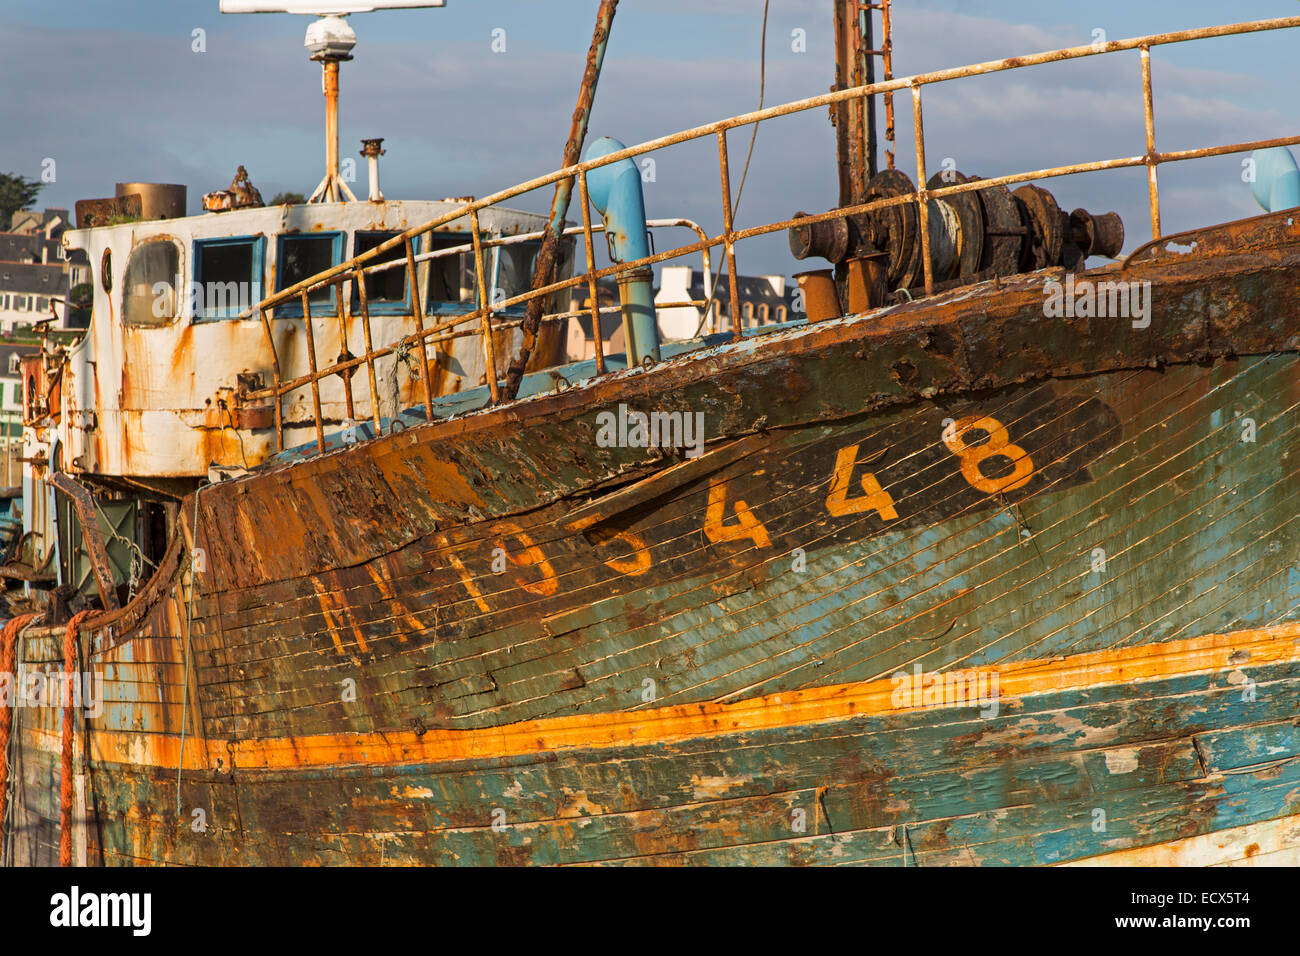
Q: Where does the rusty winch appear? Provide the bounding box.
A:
[789,169,1124,319]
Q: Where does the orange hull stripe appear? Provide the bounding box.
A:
[27,622,1300,771]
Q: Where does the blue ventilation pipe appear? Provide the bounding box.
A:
[1249,147,1300,212]
[584,136,661,366]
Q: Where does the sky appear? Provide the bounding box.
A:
[2,0,1298,277]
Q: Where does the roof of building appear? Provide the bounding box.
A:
[9,208,69,234]
[0,234,40,264]
[0,262,67,295]
[0,342,40,373]
[675,270,795,308]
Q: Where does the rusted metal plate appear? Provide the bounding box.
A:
[74,194,141,229]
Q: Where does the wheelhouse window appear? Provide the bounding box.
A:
[276,232,342,317]
[496,240,541,304]
[494,237,574,311]
[424,233,476,307]
[420,234,571,313]
[351,231,409,313]
[193,236,263,321]
[122,238,181,326]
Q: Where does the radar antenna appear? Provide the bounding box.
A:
[219,1,448,203]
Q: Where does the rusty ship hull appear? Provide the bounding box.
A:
[4,210,1299,866]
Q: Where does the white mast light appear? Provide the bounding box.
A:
[304,15,356,59]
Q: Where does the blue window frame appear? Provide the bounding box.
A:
[192,236,264,321]
[276,231,344,318]
[351,231,411,315]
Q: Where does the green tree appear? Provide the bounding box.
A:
[0,172,42,230]
[270,191,306,206]
[68,282,93,310]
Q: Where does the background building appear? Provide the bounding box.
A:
[565,267,800,362]
[656,266,798,340]
[0,208,91,332]
[0,341,35,485]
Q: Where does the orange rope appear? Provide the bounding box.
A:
[59,610,97,868]
[0,612,42,862]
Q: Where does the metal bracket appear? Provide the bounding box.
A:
[48,473,121,611]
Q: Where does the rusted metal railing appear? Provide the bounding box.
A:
[239,16,1300,453]
[878,0,895,169]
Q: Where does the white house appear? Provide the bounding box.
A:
[655,266,796,340]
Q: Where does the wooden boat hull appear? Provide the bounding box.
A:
[6,212,1299,866]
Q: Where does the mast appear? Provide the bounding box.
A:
[499,0,619,402]
[307,16,359,202]
[218,1,448,203]
[832,0,895,206]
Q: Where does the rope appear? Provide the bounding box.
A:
[394,341,419,381]
[177,485,202,817]
[87,494,156,603]
[220,405,251,471]
[0,613,42,865]
[731,0,769,215]
[59,609,96,867]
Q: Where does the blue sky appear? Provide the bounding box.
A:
[2,0,1298,275]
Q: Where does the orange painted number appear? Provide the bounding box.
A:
[826,444,899,520]
[496,522,559,597]
[591,527,652,577]
[704,476,772,549]
[446,550,490,613]
[942,415,1034,494]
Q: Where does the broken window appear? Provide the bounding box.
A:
[496,241,539,304]
[276,232,341,317]
[424,233,475,306]
[491,238,573,313]
[122,239,181,326]
[194,236,263,320]
[420,235,570,313]
[352,231,408,313]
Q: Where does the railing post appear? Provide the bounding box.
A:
[911,82,934,296]
[300,290,326,454]
[577,170,607,375]
[404,235,435,418]
[717,129,743,342]
[470,209,502,404]
[1140,45,1161,240]
[334,279,356,422]
[257,307,284,452]
[354,268,383,433]
[880,0,896,169]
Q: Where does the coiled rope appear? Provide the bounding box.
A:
[0,613,43,865]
